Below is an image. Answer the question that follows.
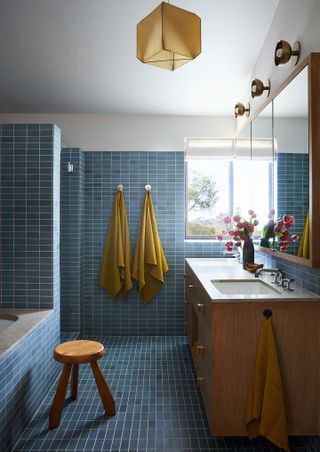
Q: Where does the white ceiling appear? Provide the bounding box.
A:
[0,0,279,115]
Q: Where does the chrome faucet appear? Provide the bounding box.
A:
[255,268,284,284]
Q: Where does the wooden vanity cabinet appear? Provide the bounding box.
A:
[185,262,320,437]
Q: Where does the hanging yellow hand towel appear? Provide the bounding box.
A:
[245,318,289,452]
[100,191,132,299]
[132,192,168,303]
[297,212,309,259]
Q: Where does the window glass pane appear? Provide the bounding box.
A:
[234,160,271,236]
[233,159,253,219]
[186,160,231,237]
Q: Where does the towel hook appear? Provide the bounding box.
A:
[263,309,272,319]
[145,184,151,192]
[117,184,124,192]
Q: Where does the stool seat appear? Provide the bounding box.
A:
[54,340,105,364]
[49,339,116,429]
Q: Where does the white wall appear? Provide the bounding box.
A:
[237,0,320,129]
[0,114,235,151]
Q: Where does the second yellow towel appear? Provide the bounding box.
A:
[132,192,168,303]
[297,212,309,259]
[100,191,132,299]
[245,318,289,452]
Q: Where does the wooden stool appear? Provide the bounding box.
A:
[49,340,116,429]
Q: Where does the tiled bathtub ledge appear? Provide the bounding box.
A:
[0,309,53,358]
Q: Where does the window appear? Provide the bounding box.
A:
[185,142,273,239]
[186,159,232,237]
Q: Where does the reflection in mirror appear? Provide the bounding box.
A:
[234,123,252,221]
[251,103,274,238]
[273,66,309,256]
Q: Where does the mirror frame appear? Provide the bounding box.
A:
[236,53,320,267]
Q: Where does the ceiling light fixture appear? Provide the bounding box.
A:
[136,1,201,71]
[251,79,270,98]
[234,102,250,118]
[274,40,300,66]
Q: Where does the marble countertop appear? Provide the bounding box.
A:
[185,258,320,302]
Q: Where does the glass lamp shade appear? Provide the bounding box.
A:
[137,2,201,71]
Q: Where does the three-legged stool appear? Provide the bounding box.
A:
[49,340,116,429]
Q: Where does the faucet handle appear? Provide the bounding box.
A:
[270,272,278,284]
[282,278,295,291]
[271,271,283,286]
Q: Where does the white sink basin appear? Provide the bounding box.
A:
[211,279,281,296]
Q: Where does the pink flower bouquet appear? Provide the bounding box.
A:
[273,214,299,252]
[216,210,259,252]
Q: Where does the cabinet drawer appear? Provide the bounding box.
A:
[185,276,201,313]
[197,308,213,390]
[196,287,213,329]
[197,350,213,424]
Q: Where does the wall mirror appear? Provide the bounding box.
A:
[273,66,309,257]
[236,53,320,267]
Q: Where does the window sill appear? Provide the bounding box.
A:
[184,238,221,243]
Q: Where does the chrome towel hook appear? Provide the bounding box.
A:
[117,184,124,192]
[145,184,151,191]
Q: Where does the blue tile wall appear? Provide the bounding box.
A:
[82,151,185,336]
[0,124,58,309]
[52,126,61,315]
[0,313,60,452]
[0,123,62,451]
[60,150,225,336]
[277,152,309,254]
[60,149,84,333]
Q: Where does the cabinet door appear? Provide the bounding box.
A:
[196,289,214,432]
[185,273,198,346]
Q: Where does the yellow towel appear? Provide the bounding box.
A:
[100,191,132,299]
[132,192,168,303]
[297,212,309,259]
[245,319,289,452]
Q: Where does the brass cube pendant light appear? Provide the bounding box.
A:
[137,2,201,71]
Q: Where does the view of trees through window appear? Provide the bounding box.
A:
[186,159,271,238]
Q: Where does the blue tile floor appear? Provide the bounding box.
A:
[13,337,319,451]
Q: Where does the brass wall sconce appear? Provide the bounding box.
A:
[234,102,250,118]
[251,79,270,98]
[274,40,300,66]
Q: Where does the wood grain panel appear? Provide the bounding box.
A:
[211,302,320,436]
[309,53,320,265]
